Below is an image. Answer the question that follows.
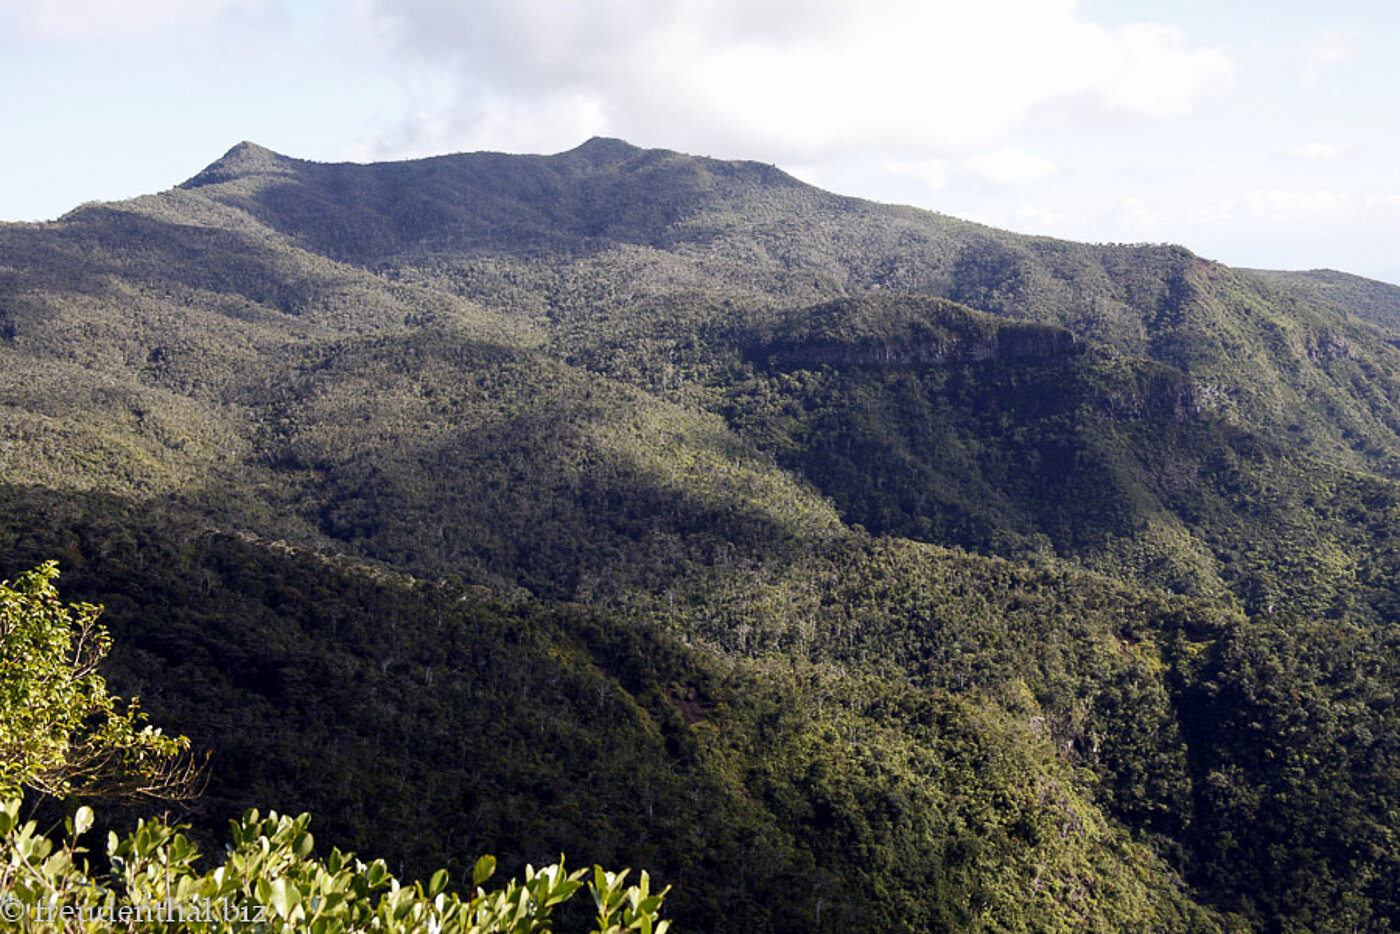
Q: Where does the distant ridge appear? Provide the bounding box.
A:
[180,136,804,194]
[165,136,816,262]
[1249,266,1400,331]
[180,137,650,188]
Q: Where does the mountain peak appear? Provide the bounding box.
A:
[181,141,296,189]
[562,136,646,165]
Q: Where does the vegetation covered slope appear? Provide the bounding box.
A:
[3,138,1400,931]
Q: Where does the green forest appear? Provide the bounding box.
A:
[4,137,1400,931]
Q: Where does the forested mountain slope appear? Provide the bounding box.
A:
[3,138,1400,931]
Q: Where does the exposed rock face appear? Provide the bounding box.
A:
[1307,329,1359,361]
[1092,376,1207,422]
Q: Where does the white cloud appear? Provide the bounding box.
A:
[1114,193,1234,236]
[885,159,948,191]
[362,0,1234,162]
[0,0,266,39]
[1364,193,1400,211]
[1241,188,1350,223]
[1121,188,1356,233]
[1094,23,1233,119]
[1300,29,1353,86]
[965,147,1057,186]
[369,90,613,161]
[1289,141,1353,160]
[1119,196,1161,231]
[1014,203,1067,230]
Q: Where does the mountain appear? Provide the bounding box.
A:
[3,138,1400,932]
[1248,266,1400,333]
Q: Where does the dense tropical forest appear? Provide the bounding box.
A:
[4,137,1400,931]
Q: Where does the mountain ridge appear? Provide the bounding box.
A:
[5,137,1400,932]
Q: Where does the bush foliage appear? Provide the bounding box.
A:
[0,798,669,934]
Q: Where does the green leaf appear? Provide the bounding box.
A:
[473,854,496,886]
[366,860,388,889]
[268,877,298,919]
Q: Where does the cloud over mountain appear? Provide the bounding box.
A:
[365,0,1232,160]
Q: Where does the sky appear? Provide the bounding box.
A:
[3,0,1398,283]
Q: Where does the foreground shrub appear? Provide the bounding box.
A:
[0,799,669,933]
